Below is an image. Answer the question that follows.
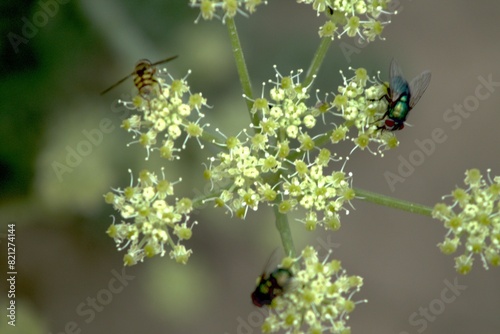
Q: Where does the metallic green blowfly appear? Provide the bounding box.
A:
[375,59,432,131]
[251,253,293,307]
[251,268,293,307]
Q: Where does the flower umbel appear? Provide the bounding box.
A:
[261,246,365,333]
[433,169,500,274]
[298,0,397,41]
[105,169,196,265]
[331,67,399,155]
[118,68,208,160]
[189,0,267,23]
[203,66,355,228]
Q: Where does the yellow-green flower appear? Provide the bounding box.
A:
[190,0,267,23]
[433,169,500,274]
[298,0,396,41]
[262,246,365,333]
[105,169,196,266]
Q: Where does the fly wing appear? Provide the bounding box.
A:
[408,70,431,108]
[259,248,281,278]
[390,58,404,80]
[389,59,409,102]
[100,72,133,95]
[151,55,178,67]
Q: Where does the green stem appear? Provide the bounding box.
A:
[354,187,433,216]
[273,201,297,258]
[225,17,259,128]
[303,37,333,89]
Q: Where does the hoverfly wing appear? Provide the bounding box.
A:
[100,72,134,95]
[408,70,431,108]
[151,55,178,67]
[389,59,409,102]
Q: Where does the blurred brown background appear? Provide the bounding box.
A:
[1,0,500,333]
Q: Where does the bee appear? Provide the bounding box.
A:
[100,55,178,98]
[374,59,431,131]
[251,252,294,307]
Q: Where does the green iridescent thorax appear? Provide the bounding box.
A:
[272,268,293,287]
[389,94,410,121]
[251,267,293,307]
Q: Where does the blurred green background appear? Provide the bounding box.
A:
[1,0,500,333]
